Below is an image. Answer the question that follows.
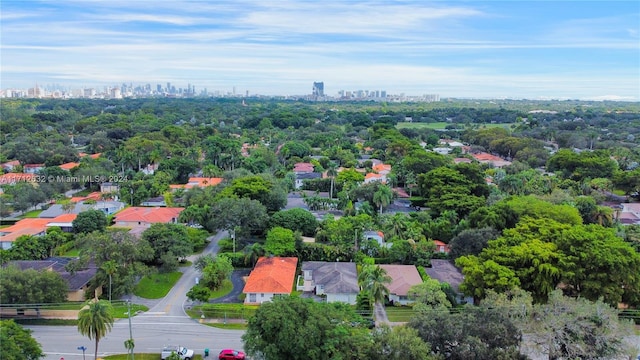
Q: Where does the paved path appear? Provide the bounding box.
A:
[374,302,389,326]
[30,231,249,360]
[210,269,250,304]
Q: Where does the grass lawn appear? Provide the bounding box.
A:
[21,209,43,218]
[179,260,193,267]
[103,354,204,360]
[133,272,182,299]
[205,322,248,330]
[187,303,258,320]
[209,279,233,299]
[112,303,149,318]
[385,306,416,322]
[64,248,80,257]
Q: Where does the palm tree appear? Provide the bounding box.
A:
[373,185,394,215]
[101,260,118,302]
[358,265,391,308]
[326,162,338,199]
[243,243,265,267]
[77,300,114,360]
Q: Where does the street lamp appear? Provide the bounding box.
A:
[77,346,87,360]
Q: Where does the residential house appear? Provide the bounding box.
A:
[372,163,391,175]
[378,264,423,305]
[433,240,451,255]
[113,206,184,228]
[6,257,99,301]
[453,158,472,164]
[471,152,512,168]
[243,256,298,304]
[0,218,51,249]
[363,230,387,248]
[619,203,640,225]
[0,214,78,249]
[169,177,223,190]
[1,160,20,172]
[424,259,473,304]
[45,213,77,233]
[295,172,322,189]
[364,173,386,184]
[297,261,359,304]
[141,196,167,207]
[23,164,45,174]
[293,162,315,174]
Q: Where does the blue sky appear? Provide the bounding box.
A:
[1,0,639,100]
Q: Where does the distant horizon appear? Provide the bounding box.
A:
[1,1,638,101]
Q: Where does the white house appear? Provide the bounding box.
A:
[243,257,298,305]
[298,261,359,304]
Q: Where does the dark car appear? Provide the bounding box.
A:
[218,349,246,360]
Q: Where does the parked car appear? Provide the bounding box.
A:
[161,345,194,360]
[218,349,246,360]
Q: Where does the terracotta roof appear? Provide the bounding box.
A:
[89,153,102,159]
[1,160,20,169]
[59,162,80,170]
[50,213,78,223]
[243,257,298,294]
[170,177,223,190]
[114,207,184,224]
[365,173,384,180]
[378,264,422,296]
[472,152,504,162]
[0,218,51,241]
[372,164,391,173]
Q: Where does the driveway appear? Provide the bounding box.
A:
[210,269,250,303]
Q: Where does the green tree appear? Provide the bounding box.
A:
[72,209,108,234]
[409,306,526,360]
[367,325,437,360]
[373,184,394,215]
[203,197,268,242]
[529,290,634,360]
[197,254,234,290]
[358,265,392,308]
[0,266,67,304]
[264,227,297,256]
[77,300,114,360]
[0,319,44,360]
[141,223,193,270]
[186,285,210,303]
[270,208,318,237]
[448,227,499,259]
[242,296,372,360]
[407,278,452,312]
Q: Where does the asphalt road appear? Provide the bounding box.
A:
[29,230,247,360]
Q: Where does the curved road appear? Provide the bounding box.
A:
[30,231,247,360]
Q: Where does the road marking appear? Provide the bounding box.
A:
[141,311,166,315]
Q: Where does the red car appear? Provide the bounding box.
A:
[218,349,246,360]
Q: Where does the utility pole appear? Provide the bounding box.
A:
[127,300,135,360]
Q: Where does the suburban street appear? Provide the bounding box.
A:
[29,231,247,360]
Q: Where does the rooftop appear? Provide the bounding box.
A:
[243,256,298,294]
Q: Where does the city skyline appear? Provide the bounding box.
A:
[1,1,639,101]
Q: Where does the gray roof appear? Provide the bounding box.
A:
[302,261,359,294]
[6,257,97,291]
[424,259,465,292]
[296,172,322,180]
[39,203,93,218]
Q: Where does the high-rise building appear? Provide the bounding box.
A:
[312,82,324,97]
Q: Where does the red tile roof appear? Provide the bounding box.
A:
[243,257,298,294]
[170,177,223,190]
[59,162,80,170]
[0,218,51,241]
[372,164,391,173]
[114,207,184,224]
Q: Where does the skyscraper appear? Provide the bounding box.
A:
[312,82,324,97]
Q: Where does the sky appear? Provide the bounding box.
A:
[1,0,639,100]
